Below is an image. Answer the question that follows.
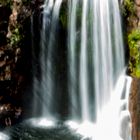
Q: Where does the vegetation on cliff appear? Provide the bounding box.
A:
[122,0,140,78]
[121,0,135,16]
[128,29,140,77]
[0,0,35,128]
[0,0,11,7]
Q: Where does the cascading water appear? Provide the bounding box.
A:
[32,0,62,122]
[68,0,132,140]
[31,0,132,139]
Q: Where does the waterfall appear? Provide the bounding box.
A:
[30,0,132,139]
[32,0,62,121]
[93,0,125,119]
[68,0,132,140]
[68,0,125,120]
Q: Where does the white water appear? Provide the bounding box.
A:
[80,0,89,120]
[68,0,132,140]
[32,0,62,120]
[0,133,9,140]
[31,0,132,139]
[68,0,79,120]
[67,75,132,140]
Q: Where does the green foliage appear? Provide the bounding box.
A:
[22,0,31,6]
[10,27,22,47]
[59,3,82,30]
[0,0,10,4]
[128,29,140,77]
[121,0,135,16]
[59,4,67,29]
[60,15,67,29]
[0,0,12,7]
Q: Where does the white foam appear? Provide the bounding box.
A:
[0,133,9,140]
[29,118,55,128]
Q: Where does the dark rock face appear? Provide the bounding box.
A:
[0,0,53,128]
[0,0,35,128]
[0,0,55,128]
[0,6,11,46]
[122,0,140,139]
[129,78,140,140]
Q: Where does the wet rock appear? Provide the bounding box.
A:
[0,0,32,128]
[0,60,6,67]
[129,78,140,140]
[4,121,89,140]
[135,0,140,6]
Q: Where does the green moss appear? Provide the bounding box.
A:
[59,3,82,30]
[22,0,31,6]
[128,29,140,77]
[121,0,135,16]
[0,0,11,5]
[0,0,12,8]
[9,26,23,47]
[59,3,68,29]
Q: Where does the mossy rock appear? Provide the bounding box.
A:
[121,0,135,17]
[4,120,91,140]
[128,29,140,77]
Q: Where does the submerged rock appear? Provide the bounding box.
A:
[3,120,90,140]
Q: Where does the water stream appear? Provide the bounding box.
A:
[31,0,132,139]
[32,0,63,120]
[68,0,132,139]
